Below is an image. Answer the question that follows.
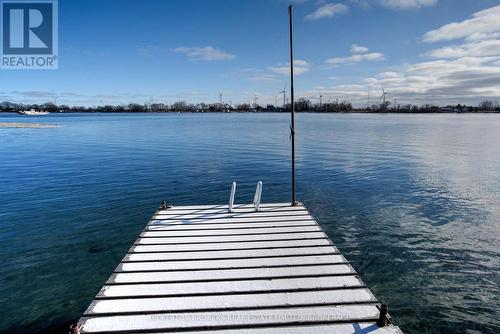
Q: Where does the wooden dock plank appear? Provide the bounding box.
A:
[117,254,346,271]
[148,215,314,225]
[163,203,293,211]
[157,205,307,215]
[135,323,403,334]
[77,203,401,333]
[153,210,311,220]
[124,246,339,261]
[108,264,355,284]
[146,220,317,230]
[131,238,332,252]
[86,289,376,315]
[81,305,381,332]
[135,231,326,244]
[97,276,366,298]
[142,225,321,236]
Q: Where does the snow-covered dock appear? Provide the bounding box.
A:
[75,202,402,333]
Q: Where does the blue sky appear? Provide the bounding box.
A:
[1,0,500,106]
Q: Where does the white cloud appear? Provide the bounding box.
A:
[420,4,500,75]
[350,44,370,53]
[269,60,310,75]
[174,46,235,61]
[301,36,500,106]
[315,55,500,106]
[305,3,348,20]
[423,5,500,42]
[406,56,495,74]
[326,52,385,65]
[427,40,500,59]
[367,4,499,104]
[380,0,437,10]
[293,60,309,67]
[349,0,437,10]
[379,71,403,78]
[465,32,500,43]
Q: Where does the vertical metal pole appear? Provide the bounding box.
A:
[253,181,263,212]
[228,181,236,213]
[289,4,296,206]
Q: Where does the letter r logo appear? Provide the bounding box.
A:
[2,2,53,54]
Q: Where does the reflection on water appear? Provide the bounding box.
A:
[0,112,498,333]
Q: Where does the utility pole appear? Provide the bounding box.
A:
[289,4,296,206]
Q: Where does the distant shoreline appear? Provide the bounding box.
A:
[1,110,500,115]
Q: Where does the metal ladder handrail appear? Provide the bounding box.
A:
[228,181,263,213]
[253,181,262,212]
[228,182,236,213]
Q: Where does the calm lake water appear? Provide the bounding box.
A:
[0,112,499,333]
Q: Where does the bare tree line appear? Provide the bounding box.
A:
[0,99,499,113]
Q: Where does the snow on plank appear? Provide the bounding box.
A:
[108,264,355,284]
[87,289,376,314]
[80,305,381,332]
[124,246,338,261]
[97,275,366,298]
[131,238,332,252]
[135,231,326,245]
[142,225,321,236]
[76,203,401,334]
[116,254,346,272]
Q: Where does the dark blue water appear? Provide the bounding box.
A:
[0,113,499,333]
